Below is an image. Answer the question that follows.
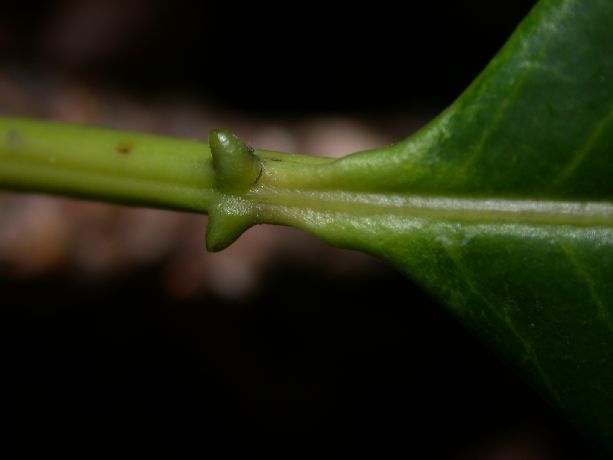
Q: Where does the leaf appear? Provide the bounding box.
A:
[234,0,612,454]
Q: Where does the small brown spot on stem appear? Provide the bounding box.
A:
[116,141,134,155]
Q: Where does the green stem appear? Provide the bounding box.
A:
[0,117,334,251]
[3,117,610,254]
[0,117,219,212]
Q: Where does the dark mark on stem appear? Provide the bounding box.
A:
[248,145,264,185]
[116,141,134,155]
[254,165,264,185]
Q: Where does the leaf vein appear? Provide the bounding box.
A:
[560,242,613,334]
[550,105,613,187]
[442,245,561,404]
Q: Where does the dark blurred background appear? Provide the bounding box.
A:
[0,0,605,457]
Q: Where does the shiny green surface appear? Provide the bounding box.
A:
[0,0,612,454]
[0,118,219,211]
[257,0,613,452]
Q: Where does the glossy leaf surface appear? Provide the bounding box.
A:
[245,0,612,453]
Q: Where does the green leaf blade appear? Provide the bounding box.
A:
[274,205,613,450]
[282,0,613,200]
[251,0,613,453]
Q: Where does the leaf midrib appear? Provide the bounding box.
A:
[251,188,613,227]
